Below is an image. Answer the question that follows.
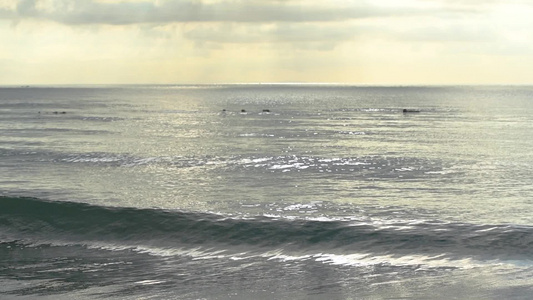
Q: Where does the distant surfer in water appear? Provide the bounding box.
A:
[403,109,420,113]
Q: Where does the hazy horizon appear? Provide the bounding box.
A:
[4,83,533,87]
[2,0,533,85]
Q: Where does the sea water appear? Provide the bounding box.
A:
[1,85,532,299]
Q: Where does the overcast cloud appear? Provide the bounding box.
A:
[1,0,476,25]
[1,0,533,84]
[0,0,492,45]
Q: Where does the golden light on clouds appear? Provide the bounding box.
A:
[1,0,533,84]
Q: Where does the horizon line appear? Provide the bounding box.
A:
[3,82,533,88]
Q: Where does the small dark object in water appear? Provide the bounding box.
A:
[222,109,226,112]
[262,109,270,112]
[241,109,246,113]
[403,109,420,113]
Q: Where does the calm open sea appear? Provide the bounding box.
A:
[1,85,532,299]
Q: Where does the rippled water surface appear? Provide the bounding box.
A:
[1,85,532,299]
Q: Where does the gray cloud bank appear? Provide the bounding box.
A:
[1,0,473,25]
[1,0,508,50]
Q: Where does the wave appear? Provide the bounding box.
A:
[1,196,532,262]
[2,149,457,180]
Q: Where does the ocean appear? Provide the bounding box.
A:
[1,84,532,299]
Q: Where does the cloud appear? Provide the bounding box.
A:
[0,0,491,48]
[183,23,361,44]
[1,0,468,25]
[3,0,533,85]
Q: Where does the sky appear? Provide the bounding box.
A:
[1,0,533,85]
